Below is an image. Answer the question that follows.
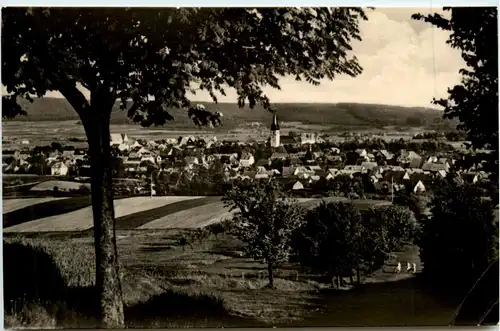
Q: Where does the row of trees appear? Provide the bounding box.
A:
[222,180,416,288]
[222,176,498,294]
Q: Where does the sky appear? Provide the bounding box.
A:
[17,7,466,108]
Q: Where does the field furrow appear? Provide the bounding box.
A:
[115,196,221,230]
[2,197,70,214]
[138,200,233,229]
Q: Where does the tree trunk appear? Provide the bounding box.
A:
[84,105,125,328]
[268,263,274,288]
[337,275,341,288]
[356,266,361,285]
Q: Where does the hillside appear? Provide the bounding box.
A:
[3,97,457,130]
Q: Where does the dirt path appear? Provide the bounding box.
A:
[300,245,457,327]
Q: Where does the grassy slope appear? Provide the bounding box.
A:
[3,230,459,328]
[4,97,457,130]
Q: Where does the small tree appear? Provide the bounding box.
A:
[291,201,363,288]
[205,222,226,240]
[223,180,305,288]
[359,205,416,273]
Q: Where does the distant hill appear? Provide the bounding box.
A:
[3,97,457,130]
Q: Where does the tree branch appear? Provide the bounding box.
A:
[58,82,91,120]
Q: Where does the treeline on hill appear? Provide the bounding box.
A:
[5,97,457,130]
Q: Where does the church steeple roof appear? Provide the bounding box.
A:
[271,112,280,131]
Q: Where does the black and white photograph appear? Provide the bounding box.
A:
[1,6,499,329]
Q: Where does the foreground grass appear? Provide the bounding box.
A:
[3,230,460,328]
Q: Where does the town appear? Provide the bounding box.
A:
[2,112,489,200]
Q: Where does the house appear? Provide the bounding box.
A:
[461,172,480,184]
[239,153,255,168]
[312,151,324,159]
[136,147,152,156]
[412,180,426,194]
[360,162,378,172]
[255,159,271,167]
[383,170,407,185]
[399,150,421,160]
[355,149,368,158]
[427,156,439,163]
[325,155,342,165]
[256,166,268,174]
[165,138,178,145]
[408,158,424,169]
[254,173,269,179]
[62,150,75,159]
[184,156,199,166]
[344,165,365,173]
[436,169,447,179]
[422,162,449,172]
[51,162,69,176]
[292,181,304,190]
[129,141,143,149]
[270,152,289,161]
[282,166,296,178]
[146,140,158,149]
[178,136,197,147]
[128,152,141,160]
[407,173,432,192]
[243,170,257,180]
[289,157,302,166]
[141,155,156,164]
[299,133,316,145]
[155,143,167,151]
[378,149,394,160]
[294,166,315,177]
[326,168,340,180]
[21,140,30,145]
[110,133,129,145]
[308,165,322,172]
[118,143,130,152]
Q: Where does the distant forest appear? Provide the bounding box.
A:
[4,97,458,131]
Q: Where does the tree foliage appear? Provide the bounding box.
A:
[223,180,306,288]
[412,8,499,182]
[292,202,415,287]
[291,201,362,287]
[3,7,368,121]
[415,180,498,288]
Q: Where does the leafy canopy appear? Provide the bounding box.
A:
[291,201,363,277]
[415,179,498,286]
[2,7,368,125]
[412,8,498,176]
[223,180,305,265]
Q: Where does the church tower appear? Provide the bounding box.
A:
[270,112,280,148]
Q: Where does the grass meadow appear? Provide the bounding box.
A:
[3,227,462,329]
[2,194,466,328]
